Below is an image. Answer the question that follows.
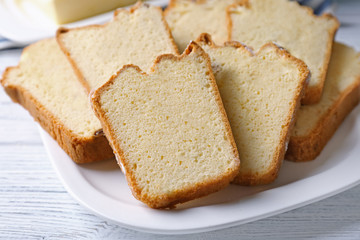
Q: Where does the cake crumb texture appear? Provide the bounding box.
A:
[57,3,179,91]
[91,42,240,208]
[1,39,113,163]
[228,0,339,104]
[287,42,360,161]
[196,34,309,185]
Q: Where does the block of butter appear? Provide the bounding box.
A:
[15,0,139,24]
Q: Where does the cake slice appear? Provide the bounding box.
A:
[196,34,309,185]
[57,2,179,92]
[286,43,360,162]
[165,0,239,53]
[228,0,339,104]
[91,42,240,208]
[0,39,113,164]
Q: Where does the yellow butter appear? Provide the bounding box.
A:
[16,0,139,24]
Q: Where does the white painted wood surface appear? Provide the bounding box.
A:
[1,1,360,239]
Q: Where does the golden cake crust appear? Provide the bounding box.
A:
[196,33,309,185]
[1,55,114,164]
[286,78,360,162]
[91,42,240,208]
[226,0,339,105]
[56,2,179,93]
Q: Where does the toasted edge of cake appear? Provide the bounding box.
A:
[0,39,114,164]
[164,0,240,52]
[90,42,240,208]
[196,33,309,185]
[286,43,360,162]
[226,0,339,105]
[56,1,179,92]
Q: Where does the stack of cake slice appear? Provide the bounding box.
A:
[1,1,360,209]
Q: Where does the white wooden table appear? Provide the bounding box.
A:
[1,1,360,239]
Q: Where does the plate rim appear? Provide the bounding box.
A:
[38,105,360,234]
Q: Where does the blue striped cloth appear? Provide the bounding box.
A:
[297,0,334,15]
[0,36,24,50]
[0,0,335,50]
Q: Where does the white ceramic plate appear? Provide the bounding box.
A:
[0,0,169,44]
[39,104,360,234]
